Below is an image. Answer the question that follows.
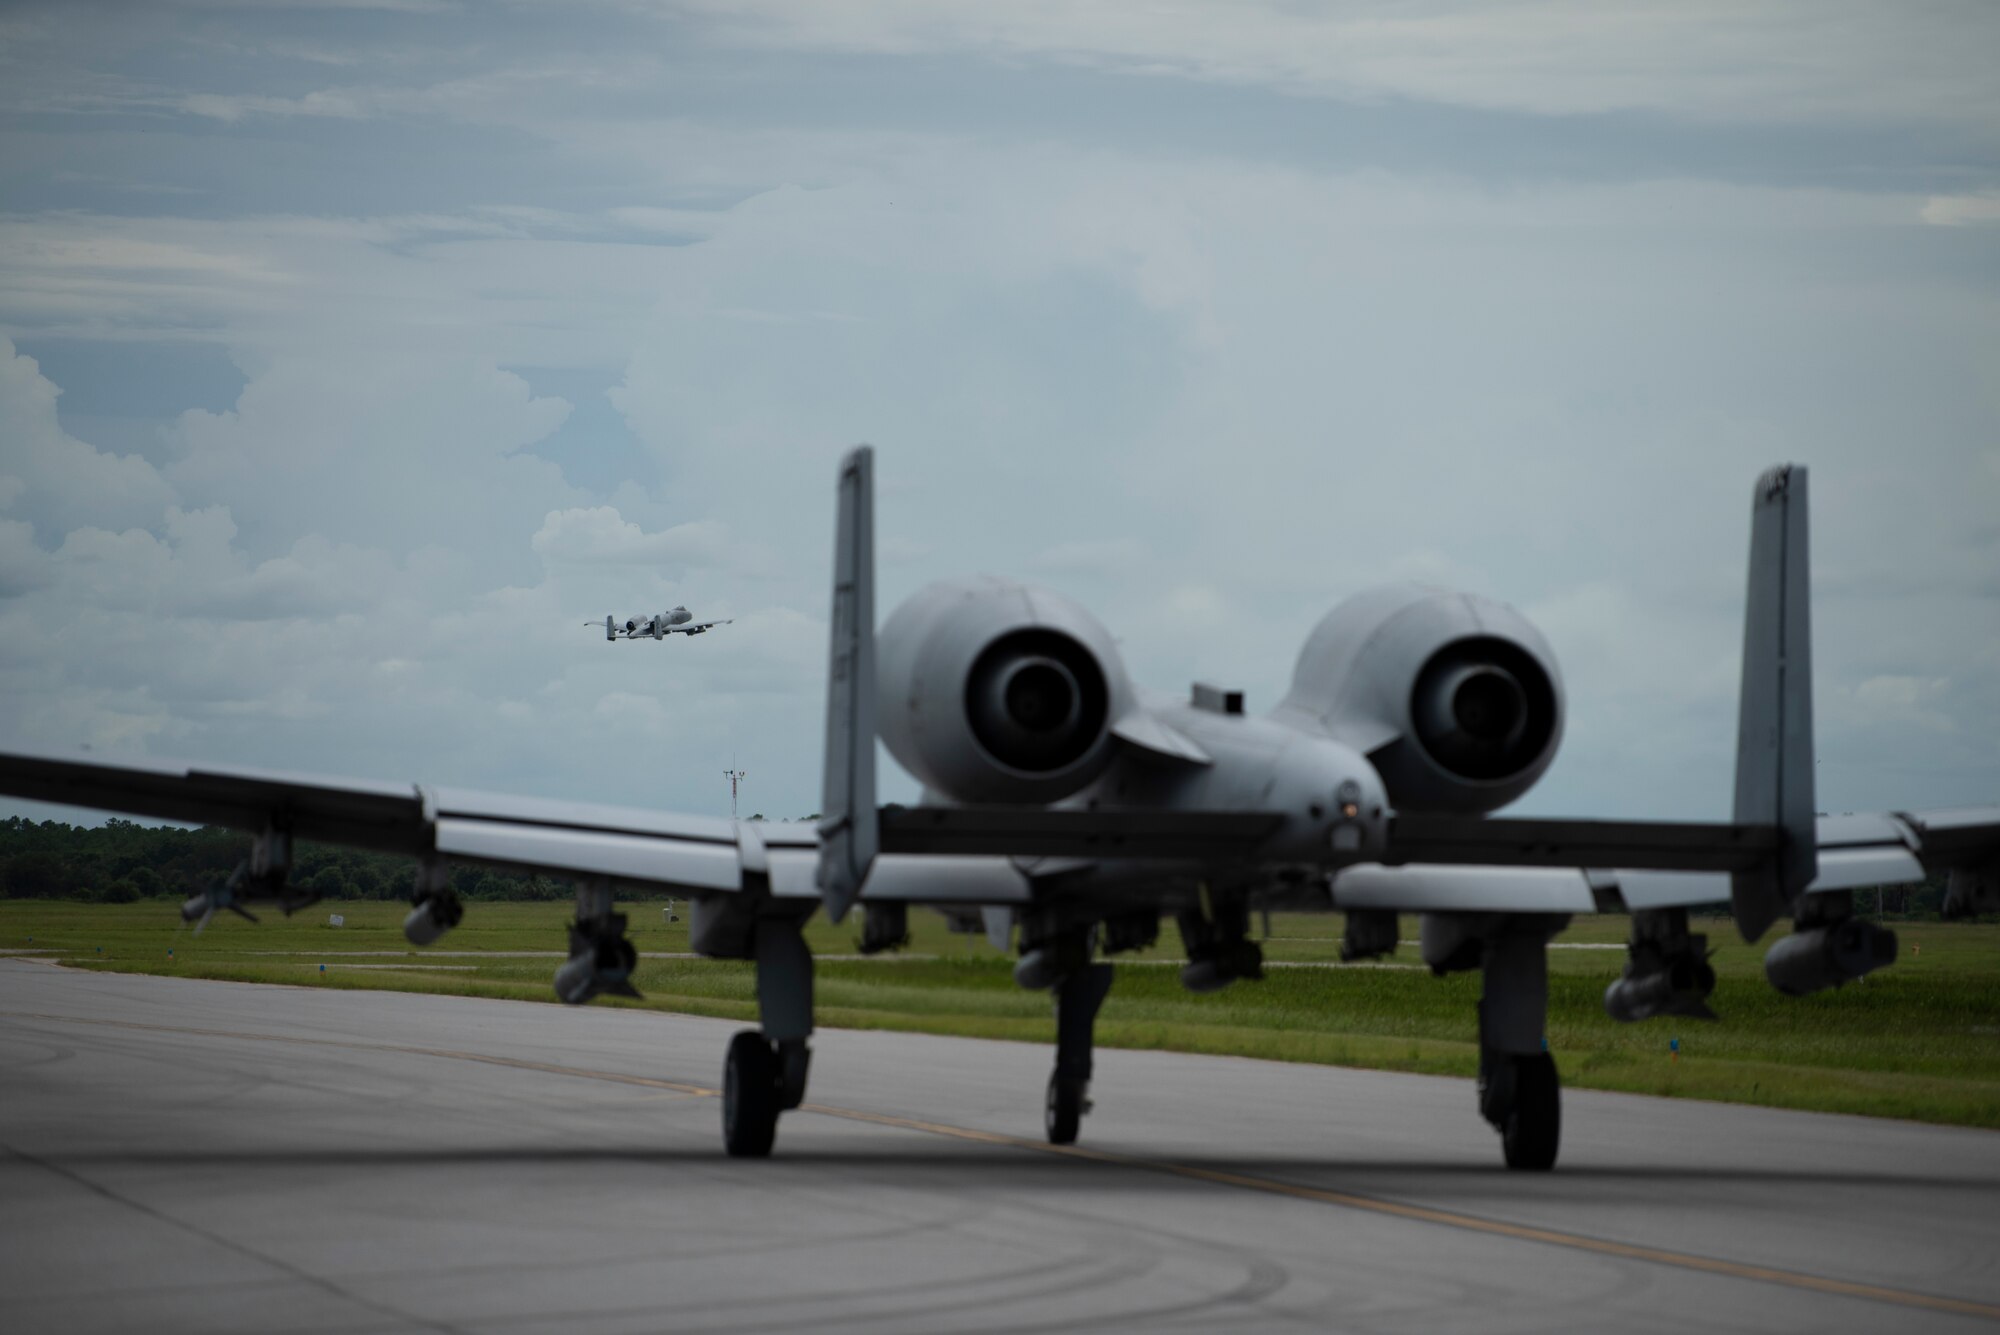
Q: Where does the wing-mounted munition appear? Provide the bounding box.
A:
[402,859,463,947]
[180,824,321,931]
[1603,907,1717,1023]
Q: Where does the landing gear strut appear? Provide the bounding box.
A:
[1475,918,1564,1171]
[1047,962,1114,1145]
[722,917,815,1158]
[1428,912,1566,1171]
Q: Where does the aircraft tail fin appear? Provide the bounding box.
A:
[816,446,879,923]
[1730,464,1818,942]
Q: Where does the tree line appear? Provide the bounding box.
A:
[0,817,573,904]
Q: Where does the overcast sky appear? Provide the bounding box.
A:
[2,0,1996,827]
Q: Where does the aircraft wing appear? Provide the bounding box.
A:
[667,619,732,634]
[0,745,1029,905]
[1336,806,1998,916]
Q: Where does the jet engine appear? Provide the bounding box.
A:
[877,576,1134,804]
[1276,585,1564,812]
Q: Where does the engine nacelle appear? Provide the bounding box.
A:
[877,576,1133,804]
[1276,585,1564,813]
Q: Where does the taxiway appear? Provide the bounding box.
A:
[2,958,1996,1333]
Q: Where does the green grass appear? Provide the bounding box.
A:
[5,900,1997,1128]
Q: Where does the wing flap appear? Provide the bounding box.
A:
[433,817,744,891]
[1902,806,2000,868]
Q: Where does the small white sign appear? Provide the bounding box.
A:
[328,913,346,927]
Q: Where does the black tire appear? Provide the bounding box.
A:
[1501,1053,1560,1171]
[723,1030,780,1158]
[1046,1073,1085,1146]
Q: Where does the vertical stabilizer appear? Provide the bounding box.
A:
[1730,464,1818,941]
[816,446,878,923]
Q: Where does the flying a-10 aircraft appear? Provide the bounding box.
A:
[3,448,1995,1170]
[593,607,732,640]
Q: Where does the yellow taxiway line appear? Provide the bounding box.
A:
[9,1008,1997,1323]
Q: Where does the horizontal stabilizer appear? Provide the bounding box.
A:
[879,806,1283,859]
[1385,813,1780,873]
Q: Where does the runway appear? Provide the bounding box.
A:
[3,958,1996,1334]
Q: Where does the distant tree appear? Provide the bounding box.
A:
[94,877,142,905]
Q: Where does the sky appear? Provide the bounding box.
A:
[1,0,1996,827]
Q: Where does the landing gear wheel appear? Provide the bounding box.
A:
[1046,1073,1087,1146]
[723,1030,780,1158]
[1501,1053,1560,1171]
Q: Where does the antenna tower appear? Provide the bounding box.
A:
[724,768,748,820]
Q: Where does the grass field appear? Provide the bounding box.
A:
[5,899,1998,1128]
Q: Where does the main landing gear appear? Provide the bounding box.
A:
[1425,911,1567,1171]
[1046,962,1114,1145]
[720,916,815,1158]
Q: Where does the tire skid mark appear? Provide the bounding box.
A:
[8,1007,1997,1324]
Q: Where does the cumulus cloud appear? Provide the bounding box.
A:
[1921,192,2000,226]
[0,520,50,598]
[0,2,1993,826]
[679,0,2000,134]
[532,507,732,567]
[0,340,178,539]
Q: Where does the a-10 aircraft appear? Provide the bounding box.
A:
[3,449,1995,1170]
[593,607,732,640]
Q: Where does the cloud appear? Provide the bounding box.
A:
[0,340,178,539]
[0,4,1994,827]
[1921,192,2000,226]
[531,507,732,567]
[1030,537,1148,577]
[678,0,2000,134]
[0,520,50,598]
